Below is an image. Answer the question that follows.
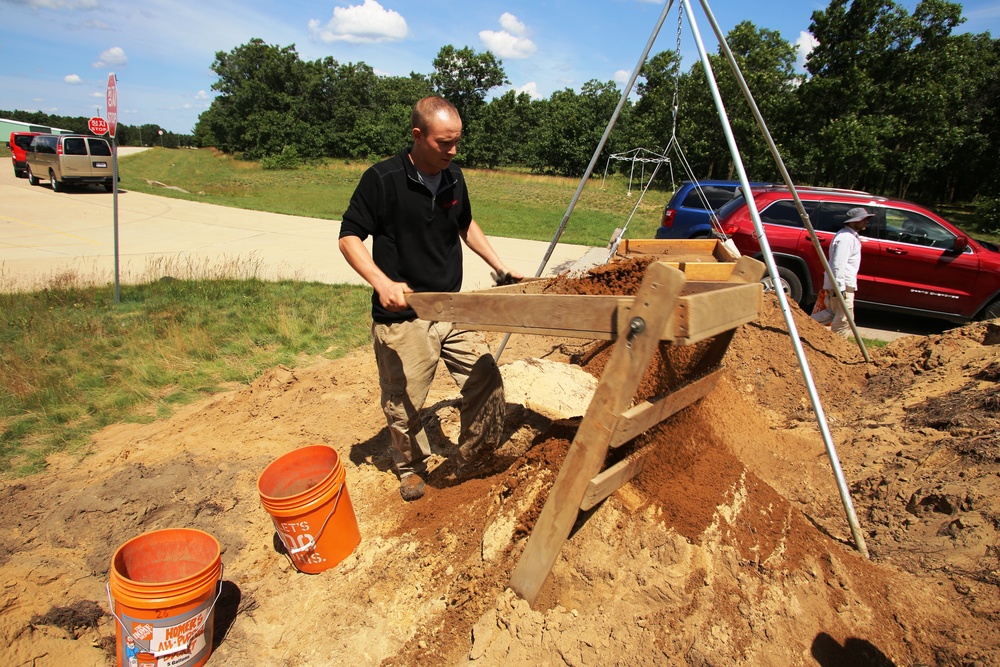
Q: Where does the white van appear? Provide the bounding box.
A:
[26,134,115,192]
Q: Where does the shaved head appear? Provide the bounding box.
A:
[411,96,460,132]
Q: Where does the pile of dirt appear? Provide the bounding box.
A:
[1,258,998,666]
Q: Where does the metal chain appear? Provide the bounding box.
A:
[670,0,685,141]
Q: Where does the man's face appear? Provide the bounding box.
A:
[412,110,462,174]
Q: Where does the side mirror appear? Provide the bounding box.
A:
[951,235,969,253]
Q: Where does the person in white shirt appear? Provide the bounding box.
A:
[812,206,874,337]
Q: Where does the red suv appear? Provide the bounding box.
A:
[718,187,1000,323]
[8,131,41,178]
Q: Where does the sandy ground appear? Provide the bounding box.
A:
[1,259,999,667]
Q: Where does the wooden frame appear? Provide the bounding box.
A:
[406,257,764,345]
[407,251,766,605]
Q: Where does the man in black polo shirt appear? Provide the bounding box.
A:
[339,96,523,501]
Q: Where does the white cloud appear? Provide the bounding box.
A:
[614,70,631,87]
[89,91,103,98]
[16,0,99,8]
[795,31,819,70]
[92,45,127,68]
[65,17,112,31]
[499,12,527,37]
[480,13,536,59]
[64,73,82,84]
[308,0,408,44]
[194,90,209,100]
[516,81,541,100]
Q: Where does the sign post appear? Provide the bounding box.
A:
[107,72,120,303]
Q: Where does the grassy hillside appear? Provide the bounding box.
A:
[118,148,667,246]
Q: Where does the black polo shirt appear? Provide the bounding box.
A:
[340,149,473,323]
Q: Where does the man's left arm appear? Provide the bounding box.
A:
[460,220,524,281]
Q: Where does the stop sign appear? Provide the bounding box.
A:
[106,72,118,138]
[88,116,109,135]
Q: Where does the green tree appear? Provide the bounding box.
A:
[633,50,684,154]
[796,0,997,200]
[529,80,625,177]
[431,45,509,122]
[461,91,539,169]
[652,22,798,182]
[196,39,311,159]
[797,0,922,190]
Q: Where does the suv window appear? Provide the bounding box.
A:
[87,138,112,156]
[810,202,864,233]
[759,200,815,227]
[682,186,738,210]
[883,208,958,250]
[33,136,57,154]
[14,135,35,150]
[63,138,88,156]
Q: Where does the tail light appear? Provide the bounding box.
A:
[720,218,741,237]
[661,209,676,228]
[56,142,63,155]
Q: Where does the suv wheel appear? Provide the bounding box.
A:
[49,169,63,193]
[761,266,804,306]
[27,166,39,186]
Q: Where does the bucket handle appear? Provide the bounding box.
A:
[106,563,225,660]
[279,482,344,558]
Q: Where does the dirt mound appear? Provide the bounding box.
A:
[1,260,998,666]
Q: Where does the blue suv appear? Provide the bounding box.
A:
[655,180,768,239]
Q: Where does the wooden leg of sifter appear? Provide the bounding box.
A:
[508,262,687,604]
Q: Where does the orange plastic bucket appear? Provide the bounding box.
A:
[257,444,361,574]
[107,528,222,667]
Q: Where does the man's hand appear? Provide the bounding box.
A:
[491,269,524,286]
[377,280,414,311]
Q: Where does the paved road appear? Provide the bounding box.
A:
[0,150,592,293]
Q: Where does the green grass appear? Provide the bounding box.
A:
[0,275,372,476]
[861,337,890,350]
[119,148,666,246]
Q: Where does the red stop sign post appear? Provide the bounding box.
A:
[106,73,118,139]
[106,72,121,302]
[88,117,108,135]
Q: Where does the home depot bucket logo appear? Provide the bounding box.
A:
[126,613,207,667]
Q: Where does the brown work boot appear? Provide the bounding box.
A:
[399,471,426,501]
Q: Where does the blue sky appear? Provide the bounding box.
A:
[2,0,998,134]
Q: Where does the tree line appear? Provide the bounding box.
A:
[1,109,194,149]
[8,0,997,216]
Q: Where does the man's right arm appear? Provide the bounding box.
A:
[828,235,852,291]
[338,235,412,311]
